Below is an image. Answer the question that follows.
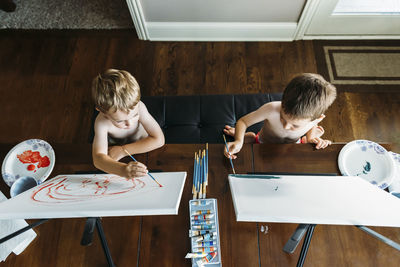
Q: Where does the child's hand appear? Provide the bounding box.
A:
[108,145,125,161]
[305,125,325,141]
[309,137,332,149]
[125,161,148,179]
[224,141,242,159]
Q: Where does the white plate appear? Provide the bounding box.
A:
[338,140,395,189]
[1,139,55,187]
[388,151,400,195]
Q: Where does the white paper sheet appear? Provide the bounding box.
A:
[229,174,400,227]
[0,172,186,219]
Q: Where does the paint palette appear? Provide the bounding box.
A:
[1,139,55,187]
[338,140,395,189]
[188,198,221,267]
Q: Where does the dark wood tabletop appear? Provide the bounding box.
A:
[0,143,399,267]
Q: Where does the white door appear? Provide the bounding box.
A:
[303,0,400,38]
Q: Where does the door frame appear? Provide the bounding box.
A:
[295,0,400,40]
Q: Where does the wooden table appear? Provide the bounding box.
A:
[1,143,399,267]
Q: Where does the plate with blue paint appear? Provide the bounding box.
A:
[338,140,395,189]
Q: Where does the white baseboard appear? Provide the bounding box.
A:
[145,22,297,41]
[303,35,400,40]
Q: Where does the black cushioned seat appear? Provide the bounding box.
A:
[141,93,282,144]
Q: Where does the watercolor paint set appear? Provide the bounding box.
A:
[187,198,221,267]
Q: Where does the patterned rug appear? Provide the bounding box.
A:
[0,0,133,29]
[314,41,400,92]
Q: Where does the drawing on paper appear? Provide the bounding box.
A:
[31,174,151,203]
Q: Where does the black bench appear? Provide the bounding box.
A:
[90,93,282,144]
[142,93,282,144]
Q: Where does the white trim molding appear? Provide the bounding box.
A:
[145,22,297,41]
[294,0,320,40]
[126,0,149,40]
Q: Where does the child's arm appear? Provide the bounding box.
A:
[120,102,165,156]
[224,103,271,159]
[92,116,148,178]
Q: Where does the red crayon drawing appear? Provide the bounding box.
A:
[17,150,50,172]
[31,175,147,203]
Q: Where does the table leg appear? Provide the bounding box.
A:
[95,217,115,267]
[296,224,316,267]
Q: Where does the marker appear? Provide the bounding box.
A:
[122,147,163,187]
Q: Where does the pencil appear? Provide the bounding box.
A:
[222,134,236,174]
[122,147,163,187]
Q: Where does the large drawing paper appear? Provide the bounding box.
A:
[229,174,400,227]
[0,172,186,219]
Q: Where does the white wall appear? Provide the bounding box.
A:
[127,0,307,41]
[141,0,305,22]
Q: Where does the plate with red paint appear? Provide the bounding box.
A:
[1,139,55,187]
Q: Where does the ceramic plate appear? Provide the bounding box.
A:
[388,151,400,195]
[1,139,55,187]
[338,140,395,189]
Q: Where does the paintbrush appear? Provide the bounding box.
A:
[222,134,236,174]
[122,147,163,187]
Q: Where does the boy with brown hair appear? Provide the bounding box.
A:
[224,73,336,159]
[92,69,165,178]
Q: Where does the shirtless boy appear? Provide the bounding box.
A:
[92,69,165,178]
[224,73,336,159]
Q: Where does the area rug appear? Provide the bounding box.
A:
[0,0,133,29]
[314,41,400,92]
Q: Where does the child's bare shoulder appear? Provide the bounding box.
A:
[259,101,281,112]
[94,113,112,132]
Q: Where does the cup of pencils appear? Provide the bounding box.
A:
[192,144,208,199]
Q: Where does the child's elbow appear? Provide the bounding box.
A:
[158,135,165,147]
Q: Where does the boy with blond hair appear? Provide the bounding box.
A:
[224,73,336,159]
[92,69,165,178]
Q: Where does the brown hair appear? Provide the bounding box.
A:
[92,69,141,113]
[281,73,336,120]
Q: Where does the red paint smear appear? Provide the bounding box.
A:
[30,175,148,203]
[27,164,35,171]
[17,150,50,171]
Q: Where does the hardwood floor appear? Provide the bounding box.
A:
[0,30,399,266]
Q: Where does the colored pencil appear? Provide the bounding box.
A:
[122,147,163,187]
[222,134,236,174]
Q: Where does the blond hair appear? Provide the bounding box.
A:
[281,73,336,120]
[92,69,141,113]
